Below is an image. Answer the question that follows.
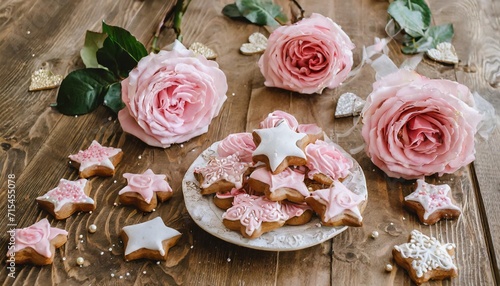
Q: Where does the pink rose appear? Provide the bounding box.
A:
[118,43,227,148]
[258,13,354,94]
[361,70,482,179]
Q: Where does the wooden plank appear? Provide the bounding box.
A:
[429,0,500,282]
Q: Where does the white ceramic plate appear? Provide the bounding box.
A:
[182,141,367,251]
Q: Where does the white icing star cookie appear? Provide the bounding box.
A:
[404,179,461,225]
[252,121,310,174]
[36,179,95,220]
[121,217,182,261]
[69,140,123,178]
[393,230,458,284]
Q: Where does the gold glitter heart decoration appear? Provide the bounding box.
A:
[240,32,268,55]
[29,69,63,91]
[335,92,366,118]
[189,42,217,60]
[426,42,459,65]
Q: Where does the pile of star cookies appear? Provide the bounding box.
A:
[193,110,367,239]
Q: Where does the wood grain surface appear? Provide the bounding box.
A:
[0,0,498,285]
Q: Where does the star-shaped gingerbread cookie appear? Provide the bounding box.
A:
[119,169,173,212]
[121,217,182,261]
[248,167,310,203]
[6,218,68,265]
[404,179,461,225]
[37,178,95,220]
[305,180,365,227]
[194,154,249,195]
[69,140,123,178]
[393,230,458,284]
[252,121,310,174]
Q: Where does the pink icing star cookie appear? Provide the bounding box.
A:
[305,140,353,185]
[252,121,311,174]
[194,154,250,195]
[305,180,366,227]
[248,166,310,203]
[119,169,173,212]
[37,178,95,220]
[213,187,249,210]
[393,230,458,284]
[222,194,288,239]
[404,179,461,225]
[69,140,123,178]
[121,217,182,261]
[6,218,68,265]
[281,200,314,226]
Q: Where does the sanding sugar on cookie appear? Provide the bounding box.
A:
[36,178,95,220]
[69,140,123,178]
[404,179,461,225]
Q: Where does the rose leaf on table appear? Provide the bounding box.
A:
[54,22,147,116]
[223,0,288,27]
[402,23,454,54]
[387,0,454,54]
[55,68,118,115]
[80,31,107,69]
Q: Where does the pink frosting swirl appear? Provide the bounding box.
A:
[259,110,299,130]
[305,140,353,181]
[17,228,44,245]
[217,132,256,163]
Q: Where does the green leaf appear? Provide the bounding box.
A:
[101,22,148,62]
[55,68,118,115]
[97,37,139,79]
[103,82,125,113]
[402,24,454,54]
[405,0,431,28]
[222,3,244,18]
[388,1,426,38]
[80,31,107,69]
[235,0,288,27]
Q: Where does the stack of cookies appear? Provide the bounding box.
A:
[194,110,366,239]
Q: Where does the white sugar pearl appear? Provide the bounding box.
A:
[76,257,84,266]
[88,224,97,233]
[385,264,393,272]
[371,231,379,239]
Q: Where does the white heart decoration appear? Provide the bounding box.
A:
[240,32,268,55]
[335,92,366,118]
[426,42,459,65]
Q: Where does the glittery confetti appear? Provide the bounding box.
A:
[240,32,267,55]
[334,92,365,118]
[29,69,63,91]
[189,42,217,60]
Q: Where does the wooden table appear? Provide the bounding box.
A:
[1,0,499,285]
